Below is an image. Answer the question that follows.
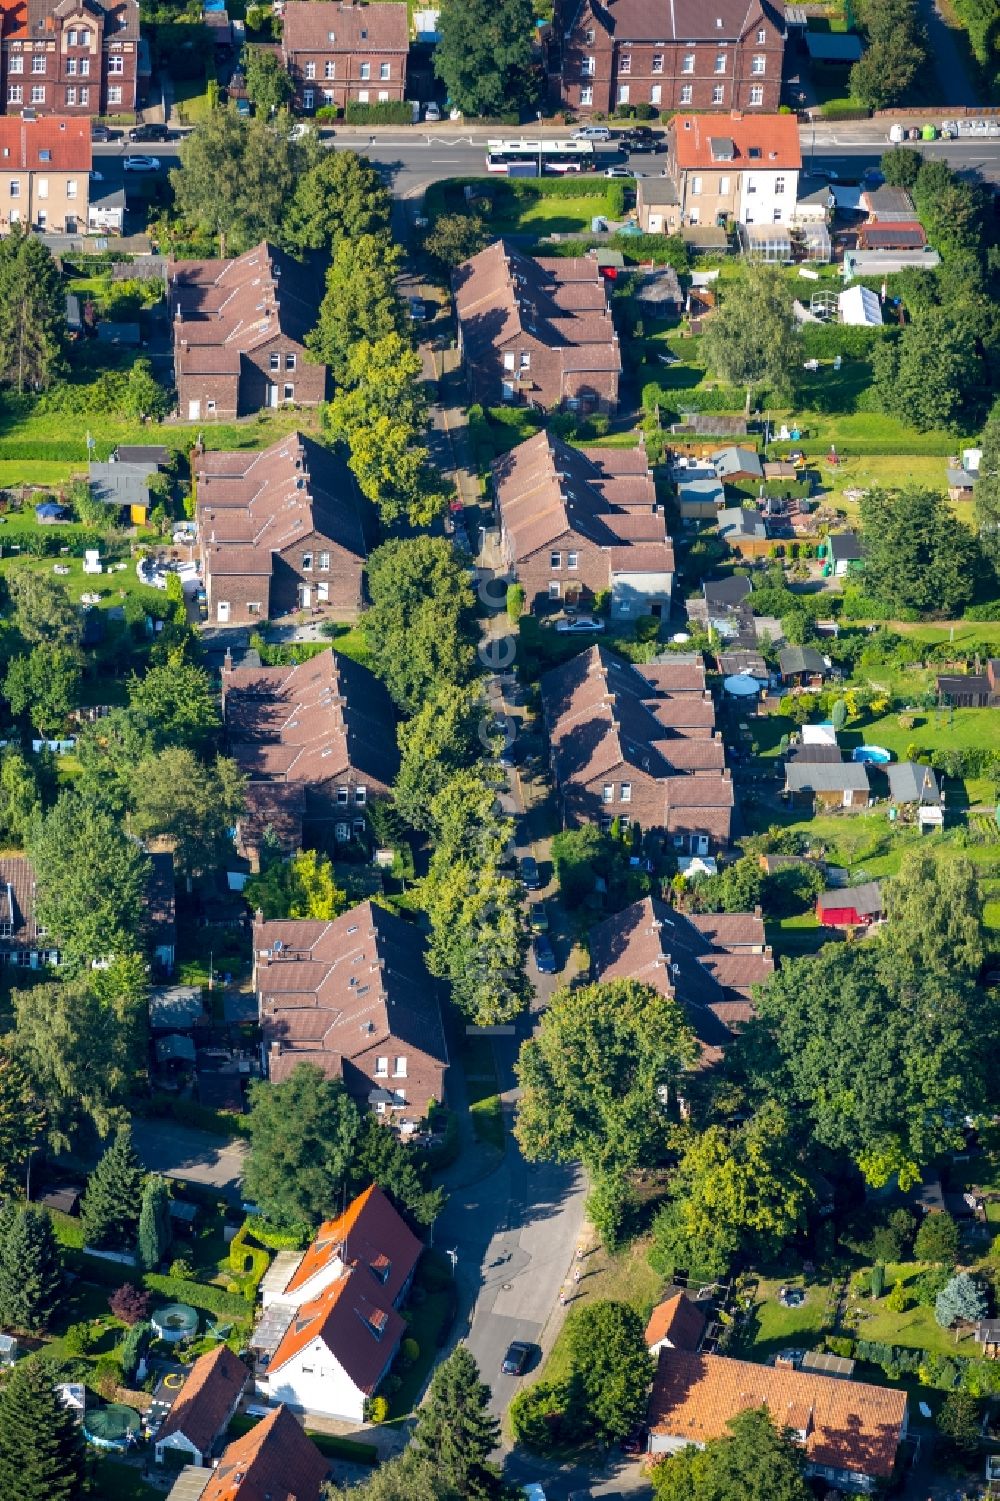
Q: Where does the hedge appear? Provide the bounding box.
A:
[228,1220,270,1301]
[344,100,413,125]
[143,1092,251,1140]
[0,440,99,462]
[799,323,889,358]
[144,1272,251,1320]
[820,100,871,119]
[505,177,615,200]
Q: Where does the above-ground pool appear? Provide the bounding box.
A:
[84,1404,140,1450]
[152,1303,199,1344]
[852,745,892,765]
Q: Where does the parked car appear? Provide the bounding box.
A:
[532,934,556,974]
[91,123,114,143]
[627,137,664,154]
[407,296,428,322]
[123,155,161,173]
[234,98,251,117]
[501,1341,533,1376]
[520,855,541,890]
[128,123,172,143]
[622,124,660,141]
[620,1424,647,1456]
[424,101,442,122]
[604,165,635,178]
[573,124,611,141]
[529,902,549,934]
[555,615,604,633]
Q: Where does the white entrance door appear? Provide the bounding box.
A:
[188,399,201,420]
[217,601,230,623]
[299,584,311,608]
[268,384,279,408]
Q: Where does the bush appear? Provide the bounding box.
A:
[400,1337,419,1367]
[228,1221,270,1299]
[870,1262,886,1300]
[885,1280,911,1313]
[62,1322,100,1357]
[913,1264,952,1308]
[344,100,413,125]
[315,105,339,122]
[825,1335,855,1358]
[365,1395,390,1423]
[169,1257,194,1280]
[506,583,525,622]
[92,1355,123,1400]
[820,99,871,119]
[509,1379,570,1451]
[915,1211,960,1266]
[606,181,626,219]
[109,1284,150,1326]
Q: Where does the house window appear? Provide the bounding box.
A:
[503,351,516,371]
[319,551,330,570]
[380,62,390,79]
[65,86,75,104]
[619,52,631,73]
[714,53,726,72]
[321,89,334,104]
[7,85,21,103]
[691,176,702,195]
[66,56,76,74]
[712,84,724,104]
[355,786,367,805]
[746,179,757,194]
[0,923,11,939]
[757,27,767,42]
[80,57,89,75]
[375,1057,389,1076]
[285,352,296,370]
[752,54,765,74]
[680,84,692,104]
[337,786,349,804]
[652,53,663,73]
[303,88,314,108]
[67,27,76,42]
[335,821,349,840]
[30,85,45,103]
[324,60,335,78]
[621,782,631,802]
[567,551,578,569]
[359,61,370,79]
[688,206,700,223]
[302,551,313,570]
[719,174,730,194]
[66,179,77,199]
[108,53,123,72]
[79,87,89,104]
[247,601,260,615]
[283,384,295,401]
[550,551,561,569]
[651,84,661,105]
[269,352,280,371]
[581,55,595,76]
[602,784,614,803]
[749,84,764,105]
[8,56,20,73]
[353,818,366,838]
[206,398,216,412]
[617,83,629,104]
[107,84,121,104]
[31,53,45,73]
[580,84,593,105]
[548,580,560,599]
[37,178,48,198]
[305,60,316,78]
[773,208,782,222]
[393,1056,407,1077]
[682,52,694,73]
[585,26,595,41]
[8,179,18,198]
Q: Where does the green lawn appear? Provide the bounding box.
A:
[391,1280,454,1416]
[737,1275,832,1362]
[535,1234,664,1393]
[461,1036,505,1151]
[498,194,614,236]
[854,1264,980,1358]
[92,1461,159,1501]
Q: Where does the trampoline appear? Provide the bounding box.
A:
[84,1404,140,1450]
[152,1303,199,1344]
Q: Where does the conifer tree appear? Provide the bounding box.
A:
[136,1175,171,1272]
[410,1346,501,1500]
[80,1121,144,1251]
[0,1357,87,1501]
[0,1207,63,1332]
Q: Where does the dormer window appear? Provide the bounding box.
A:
[365,1308,388,1338]
[371,1253,391,1283]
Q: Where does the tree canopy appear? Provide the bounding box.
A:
[434,0,536,117]
[409,1346,502,1501]
[563,1300,653,1442]
[701,264,801,407]
[80,1121,145,1252]
[872,308,985,432]
[0,229,66,394]
[243,50,294,116]
[244,849,348,921]
[394,683,488,831]
[307,233,406,384]
[975,394,1000,572]
[858,487,980,617]
[244,1065,360,1232]
[363,538,477,713]
[283,150,391,254]
[651,1407,812,1501]
[128,748,245,885]
[0,1356,88,1501]
[850,0,927,109]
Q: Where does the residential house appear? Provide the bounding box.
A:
[645,1292,706,1356]
[778,646,830,686]
[0,114,89,232]
[281,0,408,113]
[196,432,372,626]
[0,855,57,968]
[87,176,123,231]
[591,895,773,1064]
[666,113,800,231]
[252,1184,422,1421]
[493,430,674,620]
[165,1405,329,1501]
[713,445,763,484]
[716,503,769,559]
[171,242,328,421]
[816,881,883,930]
[828,531,863,576]
[453,240,621,415]
[948,464,975,498]
[937,659,1000,708]
[146,851,176,974]
[541,645,734,854]
[636,177,681,235]
[886,761,940,808]
[255,900,448,1121]
[785,760,871,810]
[548,0,785,115]
[0,0,140,118]
[223,647,397,860]
[647,1348,907,1492]
[154,1345,250,1467]
[149,984,205,1033]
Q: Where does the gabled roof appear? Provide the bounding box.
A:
[0,114,91,172]
[886,761,939,805]
[156,1345,249,1458]
[0,855,39,949]
[828,531,863,562]
[198,1404,328,1501]
[673,112,801,173]
[818,880,882,917]
[779,646,827,676]
[571,0,782,42]
[785,761,870,794]
[283,1184,421,1298]
[645,1292,706,1351]
[648,1348,907,1479]
[493,430,672,572]
[255,900,448,1085]
[713,446,764,480]
[282,0,408,54]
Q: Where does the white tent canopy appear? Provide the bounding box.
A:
[839,284,883,326]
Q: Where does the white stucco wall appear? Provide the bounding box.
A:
[258,1337,369,1424]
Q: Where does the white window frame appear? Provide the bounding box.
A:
[550,551,561,569]
[650,84,661,106]
[749,84,764,106]
[712,84,724,104]
[580,84,593,105]
[548,580,560,599]
[302,551,313,571]
[714,53,726,73]
[752,54,766,75]
[652,53,663,73]
[567,551,578,570]
[8,55,21,73]
[617,83,629,104]
[682,53,694,73]
[283,383,295,401]
[305,60,316,79]
[107,83,122,104]
[30,85,45,103]
[324,60,334,79]
[108,53,123,73]
[31,53,45,73]
[379,62,390,79]
[375,1056,389,1077]
[359,61,371,80]
[621,782,631,803]
[619,52,631,74]
[393,1056,407,1078]
[303,87,314,109]
[680,84,692,104]
[602,784,614,804]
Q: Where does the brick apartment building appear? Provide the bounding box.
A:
[0,0,141,117]
[541,644,734,852]
[255,900,448,1122]
[0,113,89,231]
[548,0,785,116]
[171,242,328,421]
[494,429,674,620]
[281,0,408,113]
[222,646,398,861]
[454,240,621,415]
[195,431,373,625]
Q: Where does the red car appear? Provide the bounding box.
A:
[620,1425,647,1456]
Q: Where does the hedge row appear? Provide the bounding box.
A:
[0,440,95,461]
[144,1271,252,1320]
[820,100,871,120]
[799,323,889,358]
[506,176,616,201]
[228,1219,270,1301]
[143,1092,252,1140]
[344,100,413,125]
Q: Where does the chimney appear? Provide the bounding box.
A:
[223,646,233,674]
[753,904,762,919]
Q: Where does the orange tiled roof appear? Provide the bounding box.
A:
[644,1293,705,1352]
[648,1349,907,1480]
[284,1182,379,1294]
[200,1404,328,1501]
[155,1344,249,1457]
[672,112,802,173]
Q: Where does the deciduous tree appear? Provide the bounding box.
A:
[80,1122,145,1252]
[170,109,314,253]
[0,1051,44,1192]
[564,1301,652,1442]
[858,486,979,615]
[651,1407,812,1501]
[283,150,391,253]
[128,748,245,886]
[0,749,46,847]
[0,1356,88,1501]
[353,1115,443,1229]
[434,0,536,117]
[937,1390,983,1454]
[878,848,984,981]
[4,643,83,736]
[873,309,984,432]
[244,1065,360,1232]
[126,655,220,752]
[243,49,294,116]
[425,859,530,1025]
[975,394,1000,572]
[307,233,405,383]
[394,684,488,831]
[701,263,801,410]
[915,1210,960,1265]
[880,145,923,188]
[244,849,347,921]
[363,538,477,713]
[8,574,80,647]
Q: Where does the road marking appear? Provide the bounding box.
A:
[432,158,462,163]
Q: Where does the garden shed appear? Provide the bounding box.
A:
[816,881,883,929]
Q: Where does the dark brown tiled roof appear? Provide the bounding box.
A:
[0,854,39,953]
[282,0,408,54]
[19,0,140,41]
[571,0,783,40]
[200,1404,328,1501]
[648,1348,907,1481]
[146,851,176,952]
[156,1345,249,1457]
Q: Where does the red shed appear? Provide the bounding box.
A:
[816,881,883,930]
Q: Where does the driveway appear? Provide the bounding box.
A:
[132,1119,247,1202]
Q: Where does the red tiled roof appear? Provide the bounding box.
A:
[282,0,408,54]
[0,114,91,172]
[648,1349,907,1480]
[672,111,801,172]
[156,1344,249,1457]
[645,1292,706,1352]
[200,1404,328,1501]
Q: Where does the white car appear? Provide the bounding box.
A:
[124,155,160,172]
[573,125,611,141]
[604,165,634,178]
[424,102,441,122]
[556,615,605,634]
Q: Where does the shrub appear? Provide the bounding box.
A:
[315,105,339,121]
[92,1355,123,1399]
[886,1280,911,1314]
[915,1211,960,1266]
[344,100,413,125]
[228,1221,270,1298]
[870,1262,886,1300]
[169,1257,194,1280]
[913,1264,952,1308]
[506,583,525,622]
[400,1337,419,1367]
[365,1395,390,1423]
[825,1335,855,1358]
[936,1272,988,1329]
[62,1322,100,1357]
[109,1284,150,1326]
[509,1379,570,1451]
[606,181,626,219]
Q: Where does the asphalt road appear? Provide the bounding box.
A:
[132,1118,247,1202]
